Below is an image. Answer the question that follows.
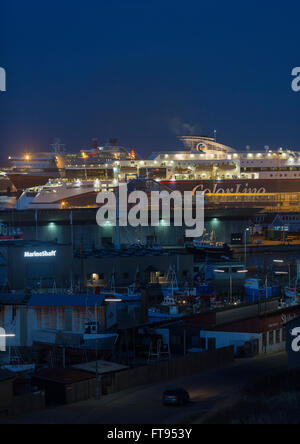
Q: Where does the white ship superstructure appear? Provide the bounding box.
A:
[8,136,300,206]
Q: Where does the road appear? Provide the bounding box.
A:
[2,353,288,424]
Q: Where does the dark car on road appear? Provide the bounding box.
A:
[162,388,190,406]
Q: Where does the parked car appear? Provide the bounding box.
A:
[162,388,190,406]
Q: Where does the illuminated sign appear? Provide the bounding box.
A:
[286,316,300,369]
[24,250,57,258]
[0,67,6,92]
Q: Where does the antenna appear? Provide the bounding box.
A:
[51,138,66,154]
[214,129,217,142]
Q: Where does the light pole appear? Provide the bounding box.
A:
[95,303,99,401]
[214,269,233,304]
[94,297,123,401]
[229,270,232,304]
[244,228,250,267]
[214,268,248,304]
[265,273,269,312]
[273,259,291,287]
[237,269,249,304]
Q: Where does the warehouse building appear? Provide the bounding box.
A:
[0,208,253,248]
[0,292,145,348]
[0,240,194,291]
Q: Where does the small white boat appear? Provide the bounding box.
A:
[101,281,141,303]
[148,267,192,321]
[148,291,184,321]
[83,321,119,346]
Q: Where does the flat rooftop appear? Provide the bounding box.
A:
[72,360,129,375]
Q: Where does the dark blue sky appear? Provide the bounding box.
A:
[1,0,300,159]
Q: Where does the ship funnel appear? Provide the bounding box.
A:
[179,136,214,152]
[92,138,98,150]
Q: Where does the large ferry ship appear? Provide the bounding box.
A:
[6,135,300,197]
[7,138,136,191]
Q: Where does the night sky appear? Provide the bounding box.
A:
[1,0,300,160]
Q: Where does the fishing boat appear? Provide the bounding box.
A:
[83,320,119,346]
[185,231,232,257]
[244,278,281,303]
[0,223,23,241]
[283,261,300,300]
[148,268,198,321]
[148,296,184,321]
[101,285,142,303]
[101,271,142,303]
[186,239,232,256]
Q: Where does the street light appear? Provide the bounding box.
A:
[104,298,122,303]
[214,269,232,304]
[244,228,250,267]
[273,259,291,287]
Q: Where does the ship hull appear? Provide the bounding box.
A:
[8,174,300,194]
[161,178,300,194]
[7,173,60,190]
[186,245,232,257]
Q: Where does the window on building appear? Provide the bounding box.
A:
[276,330,281,344]
[262,332,267,348]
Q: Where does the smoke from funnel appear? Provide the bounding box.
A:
[170,117,201,136]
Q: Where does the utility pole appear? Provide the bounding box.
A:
[244,227,250,267]
[35,209,38,241]
[115,188,121,250]
[265,273,268,313]
[95,302,99,400]
[229,270,233,304]
[70,210,74,252]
